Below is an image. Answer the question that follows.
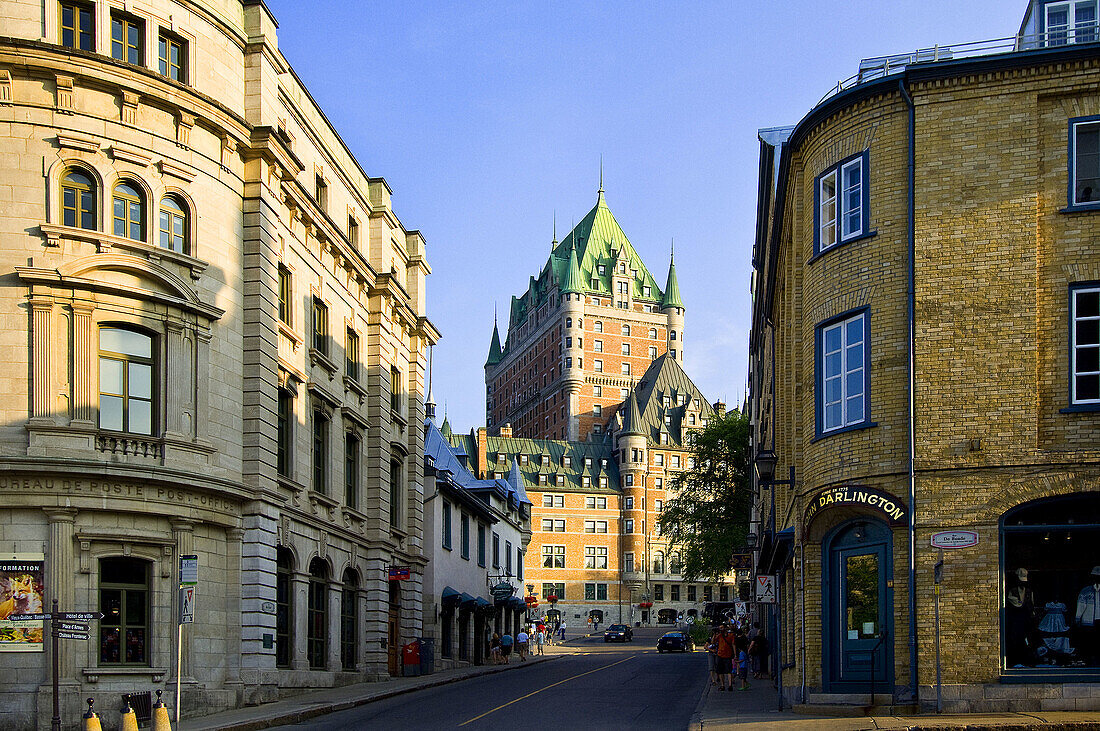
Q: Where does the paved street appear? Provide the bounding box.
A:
[272,627,706,731]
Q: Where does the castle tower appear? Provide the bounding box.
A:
[617,389,648,594]
[662,248,685,364]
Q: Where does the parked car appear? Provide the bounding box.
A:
[603,624,633,642]
[657,631,695,653]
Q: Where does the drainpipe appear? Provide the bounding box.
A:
[799,540,806,704]
[898,77,919,705]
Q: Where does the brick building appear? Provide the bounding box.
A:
[750,0,1100,714]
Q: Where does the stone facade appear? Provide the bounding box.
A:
[0,2,437,729]
[750,6,1100,714]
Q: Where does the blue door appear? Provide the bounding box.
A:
[824,521,893,690]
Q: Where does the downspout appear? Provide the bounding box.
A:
[898,77,919,704]
[799,541,806,704]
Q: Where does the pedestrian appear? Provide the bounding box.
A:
[490,633,502,665]
[559,620,567,641]
[712,624,735,691]
[705,636,718,687]
[748,630,768,679]
[535,628,545,655]
[500,631,513,663]
[737,641,751,690]
[516,628,529,661]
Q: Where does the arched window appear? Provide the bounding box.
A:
[307,558,328,670]
[622,324,631,336]
[653,551,665,574]
[670,553,682,575]
[275,548,293,668]
[112,181,145,241]
[61,169,97,230]
[340,568,358,671]
[671,330,678,341]
[159,195,190,254]
[565,317,572,328]
[99,557,150,665]
[649,328,657,339]
[98,327,154,435]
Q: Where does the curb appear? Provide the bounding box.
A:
[688,681,711,731]
[184,654,565,731]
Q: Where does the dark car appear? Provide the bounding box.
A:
[657,631,695,653]
[603,624,633,642]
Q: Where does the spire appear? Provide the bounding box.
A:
[662,244,684,310]
[621,389,644,436]
[441,402,451,437]
[561,240,586,294]
[552,211,558,247]
[597,156,605,205]
[485,314,503,367]
[425,345,436,422]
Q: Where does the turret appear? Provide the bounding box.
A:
[661,248,684,363]
[617,390,649,592]
[560,241,586,440]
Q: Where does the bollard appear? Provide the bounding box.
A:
[151,689,172,731]
[83,698,102,731]
[119,699,139,731]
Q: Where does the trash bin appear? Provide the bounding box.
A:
[402,641,421,677]
[418,637,435,675]
[635,622,640,628]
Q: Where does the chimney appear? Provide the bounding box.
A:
[500,423,513,438]
[475,427,489,478]
[712,400,726,417]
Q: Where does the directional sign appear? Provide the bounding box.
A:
[180,586,196,624]
[55,612,103,621]
[54,631,89,641]
[8,613,51,621]
[388,566,410,581]
[55,622,88,633]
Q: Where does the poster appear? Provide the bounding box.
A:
[0,553,45,652]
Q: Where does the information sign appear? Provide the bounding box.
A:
[54,612,103,621]
[388,566,410,581]
[55,622,88,633]
[180,555,199,586]
[930,531,978,549]
[54,631,89,641]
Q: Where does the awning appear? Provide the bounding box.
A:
[459,593,478,608]
[760,526,795,575]
[441,586,462,608]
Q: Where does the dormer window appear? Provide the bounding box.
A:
[600,458,607,468]
[555,475,565,486]
[562,456,572,467]
[519,454,529,465]
[597,264,606,275]
[585,457,592,467]
[541,454,550,466]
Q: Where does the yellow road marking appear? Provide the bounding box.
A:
[457,655,637,726]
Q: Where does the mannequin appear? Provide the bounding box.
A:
[1005,567,1036,667]
[1074,565,1100,665]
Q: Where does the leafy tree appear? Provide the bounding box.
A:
[656,409,752,583]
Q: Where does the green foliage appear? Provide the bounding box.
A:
[688,622,712,645]
[656,410,752,583]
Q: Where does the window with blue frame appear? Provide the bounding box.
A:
[817,311,869,434]
[1070,117,1100,207]
[815,152,869,255]
[1071,284,1100,405]
[1045,0,1098,46]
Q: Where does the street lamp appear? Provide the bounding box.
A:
[753,447,794,713]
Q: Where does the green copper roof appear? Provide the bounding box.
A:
[621,389,644,436]
[662,253,684,310]
[631,355,713,447]
[485,321,503,366]
[561,241,586,294]
[446,433,621,494]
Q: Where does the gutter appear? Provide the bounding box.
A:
[898,78,919,705]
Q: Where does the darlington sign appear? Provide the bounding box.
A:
[803,485,908,527]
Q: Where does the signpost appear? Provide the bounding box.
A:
[176,556,199,724]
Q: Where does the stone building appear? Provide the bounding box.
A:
[749,0,1100,714]
[0,2,437,728]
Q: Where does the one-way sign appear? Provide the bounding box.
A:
[55,612,103,621]
[54,631,89,640]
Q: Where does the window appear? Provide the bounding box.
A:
[542,494,564,507]
[584,520,608,533]
[818,311,869,434]
[585,583,608,601]
[566,337,572,348]
[477,524,486,567]
[649,346,658,359]
[704,585,713,602]
[655,478,663,489]
[442,500,452,549]
[653,584,664,601]
[655,499,664,511]
[348,215,360,248]
[624,552,635,572]
[620,388,629,398]
[542,582,565,601]
[816,152,868,254]
[542,545,565,568]
[389,458,402,527]
[275,548,293,667]
[307,558,328,670]
[541,518,565,532]
[277,389,292,477]
[390,366,402,412]
[1072,285,1100,404]
[111,13,143,64]
[505,540,512,575]
[593,404,602,417]
[158,196,189,253]
[594,359,603,373]
[599,475,608,487]
[621,362,631,375]
[312,298,329,356]
[563,455,572,467]
[460,513,471,559]
[566,317,572,328]
[99,557,149,665]
[340,569,358,671]
[624,496,634,510]
[278,266,293,325]
[492,533,500,568]
[621,342,631,356]
[670,553,683,574]
[98,327,154,435]
[1071,117,1100,206]
[688,585,697,602]
[585,545,611,567]
[671,455,681,468]
[655,454,664,466]
[720,585,730,602]
[594,339,603,352]
[624,518,634,534]
[643,286,652,297]
[313,175,328,211]
[671,584,681,601]
[344,432,359,508]
[60,2,94,51]
[312,406,329,494]
[538,474,548,486]
[346,328,360,381]
[1046,0,1098,46]
[158,30,187,83]
[593,385,602,398]
[594,321,603,333]
[653,551,665,574]
[585,496,606,509]
[112,181,145,241]
[622,324,631,336]
[61,169,97,230]
[541,454,551,467]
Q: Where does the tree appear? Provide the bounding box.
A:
[656,409,752,583]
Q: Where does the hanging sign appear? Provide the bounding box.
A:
[803,485,907,527]
[930,530,978,549]
[388,567,410,581]
[0,554,45,653]
[730,554,752,570]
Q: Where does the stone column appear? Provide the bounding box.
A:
[225,528,244,686]
[292,571,309,670]
[29,296,53,422]
[71,302,95,425]
[44,508,78,680]
[327,581,342,671]
[170,519,195,680]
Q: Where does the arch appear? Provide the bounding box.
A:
[48,157,110,229]
[60,166,99,230]
[56,254,213,314]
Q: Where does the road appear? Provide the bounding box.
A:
[273,627,707,731]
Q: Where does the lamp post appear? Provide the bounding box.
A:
[753,447,795,713]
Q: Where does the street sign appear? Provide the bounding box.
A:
[54,631,89,641]
[930,530,978,549]
[8,613,50,621]
[388,566,410,581]
[730,554,752,569]
[180,586,196,624]
[55,622,88,633]
[756,575,777,604]
[54,612,103,621]
[179,555,199,586]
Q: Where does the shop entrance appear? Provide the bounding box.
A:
[823,520,893,691]
[387,581,401,676]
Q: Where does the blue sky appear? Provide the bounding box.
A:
[264,0,1021,432]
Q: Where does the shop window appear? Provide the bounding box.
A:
[275,548,293,668]
[98,327,154,435]
[340,569,358,671]
[1071,116,1100,207]
[98,557,149,665]
[61,168,97,230]
[307,558,328,670]
[1002,493,1100,671]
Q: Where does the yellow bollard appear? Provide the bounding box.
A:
[119,699,139,731]
[83,698,102,731]
[151,689,173,731]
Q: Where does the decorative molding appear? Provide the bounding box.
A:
[176,111,194,147]
[55,74,73,112]
[121,90,140,125]
[0,70,12,104]
[110,145,152,168]
[56,134,100,153]
[159,159,196,182]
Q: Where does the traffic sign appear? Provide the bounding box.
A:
[55,612,103,621]
[55,622,88,633]
[756,575,777,604]
[7,612,50,621]
[54,631,89,641]
[180,555,199,586]
[180,586,196,624]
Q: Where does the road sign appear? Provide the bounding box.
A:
[930,530,978,549]
[388,566,410,581]
[54,612,103,621]
[7,612,50,621]
[180,555,199,586]
[54,631,89,641]
[180,586,196,624]
[55,622,88,633]
[756,575,777,604]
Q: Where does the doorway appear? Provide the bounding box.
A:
[388,581,400,676]
[823,520,893,691]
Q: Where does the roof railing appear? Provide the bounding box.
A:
[816,25,1100,107]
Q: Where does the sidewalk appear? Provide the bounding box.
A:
[691,676,1100,731]
[178,640,581,731]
